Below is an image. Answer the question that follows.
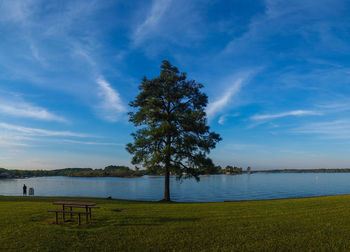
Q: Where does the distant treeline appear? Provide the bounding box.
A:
[72,165,144,177]
[0,166,143,178]
[0,165,242,178]
[3,166,350,179]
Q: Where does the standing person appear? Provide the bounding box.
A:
[23,184,27,196]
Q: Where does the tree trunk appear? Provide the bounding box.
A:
[164,133,171,201]
[164,165,170,201]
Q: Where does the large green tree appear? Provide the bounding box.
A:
[127,60,221,201]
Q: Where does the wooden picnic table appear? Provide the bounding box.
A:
[53,201,97,223]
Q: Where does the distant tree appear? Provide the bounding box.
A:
[104,165,130,172]
[214,165,222,174]
[233,167,243,174]
[225,165,234,174]
[247,166,251,174]
[127,60,221,201]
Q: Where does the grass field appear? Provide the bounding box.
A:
[2,195,350,251]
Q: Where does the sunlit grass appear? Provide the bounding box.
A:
[1,195,350,251]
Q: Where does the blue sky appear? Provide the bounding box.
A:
[1,0,350,170]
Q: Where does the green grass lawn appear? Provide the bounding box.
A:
[2,195,350,251]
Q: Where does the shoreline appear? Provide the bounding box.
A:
[1,193,350,204]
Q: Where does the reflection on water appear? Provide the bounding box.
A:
[1,173,350,202]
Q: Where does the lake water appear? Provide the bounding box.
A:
[1,173,350,202]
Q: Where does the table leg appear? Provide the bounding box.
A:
[55,212,58,224]
[70,206,72,218]
[78,213,81,225]
[85,206,89,223]
[89,208,92,220]
[62,205,65,221]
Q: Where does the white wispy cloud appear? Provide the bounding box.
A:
[0,1,115,101]
[132,0,173,45]
[0,1,130,126]
[0,0,35,24]
[96,77,127,122]
[0,122,88,137]
[0,99,67,123]
[224,143,263,151]
[218,113,239,125]
[0,133,30,147]
[293,120,350,139]
[0,141,29,147]
[206,78,244,120]
[316,101,350,112]
[223,0,348,58]
[61,139,124,146]
[251,110,322,121]
[0,131,35,149]
[71,43,98,68]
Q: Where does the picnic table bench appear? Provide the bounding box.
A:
[48,201,100,225]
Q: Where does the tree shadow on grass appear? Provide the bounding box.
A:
[115,216,201,227]
[111,208,128,212]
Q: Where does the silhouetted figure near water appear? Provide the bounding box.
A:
[23,184,27,196]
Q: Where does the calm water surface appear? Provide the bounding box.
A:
[1,173,350,202]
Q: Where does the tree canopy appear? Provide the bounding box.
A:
[127,60,221,201]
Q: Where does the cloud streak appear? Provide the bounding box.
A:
[96,77,127,122]
[218,113,239,125]
[61,139,124,146]
[251,110,321,121]
[0,138,29,147]
[0,122,89,137]
[293,120,350,139]
[0,0,35,24]
[206,78,244,120]
[0,99,67,123]
[132,0,173,45]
